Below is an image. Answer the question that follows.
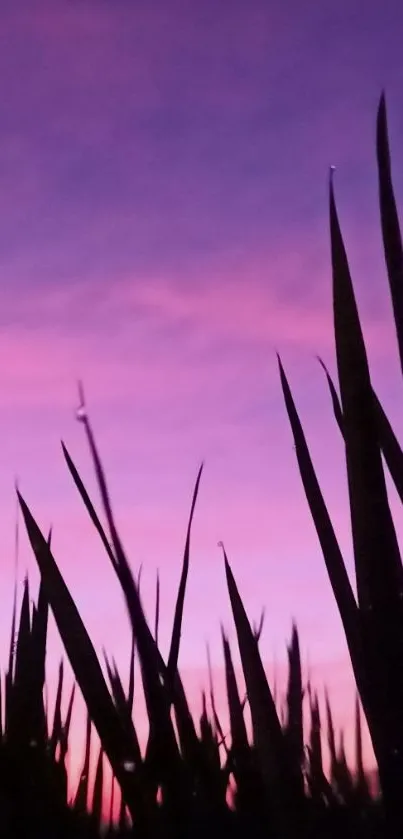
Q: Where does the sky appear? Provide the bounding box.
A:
[1,0,403,790]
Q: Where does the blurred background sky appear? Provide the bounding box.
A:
[1,0,403,779]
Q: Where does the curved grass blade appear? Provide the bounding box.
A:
[66,412,172,702]
[74,384,126,570]
[253,608,265,643]
[317,358,344,434]
[377,93,403,376]
[17,492,143,823]
[278,357,359,652]
[330,173,403,609]
[67,418,174,715]
[167,463,203,683]
[62,442,117,569]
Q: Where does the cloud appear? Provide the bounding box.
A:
[0,0,402,295]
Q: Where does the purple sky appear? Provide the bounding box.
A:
[1,0,403,781]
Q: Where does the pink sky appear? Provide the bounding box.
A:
[1,0,403,795]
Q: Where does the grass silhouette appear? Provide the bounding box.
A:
[1,94,402,837]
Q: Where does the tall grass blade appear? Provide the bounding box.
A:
[60,682,75,762]
[206,642,226,749]
[222,543,303,837]
[73,402,189,821]
[32,579,48,694]
[74,711,92,814]
[354,694,368,797]
[167,463,203,683]
[104,653,142,768]
[17,492,142,822]
[330,174,403,829]
[50,660,64,759]
[285,623,304,795]
[109,775,115,832]
[127,628,135,715]
[278,357,360,651]
[377,93,403,376]
[154,570,160,647]
[12,577,31,747]
[62,442,116,568]
[221,628,249,775]
[307,688,326,800]
[330,172,403,607]
[325,690,337,787]
[92,746,104,833]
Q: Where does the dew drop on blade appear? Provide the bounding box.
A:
[76,404,87,422]
[122,760,136,773]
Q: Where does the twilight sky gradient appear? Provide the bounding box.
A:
[1,0,403,783]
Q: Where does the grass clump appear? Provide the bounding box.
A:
[1,94,402,837]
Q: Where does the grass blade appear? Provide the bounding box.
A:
[285,623,304,795]
[92,746,104,832]
[50,659,64,759]
[60,682,75,762]
[330,172,403,609]
[167,464,203,682]
[278,357,359,650]
[62,442,117,569]
[221,628,249,772]
[17,492,143,823]
[377,93,403,376]
[127,628,135,715]
[74,711,92,814]
[73,401,189,818]
[154,570,160,647]
[222,543,303,836]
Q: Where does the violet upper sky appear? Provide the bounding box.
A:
[0,0,403,765]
